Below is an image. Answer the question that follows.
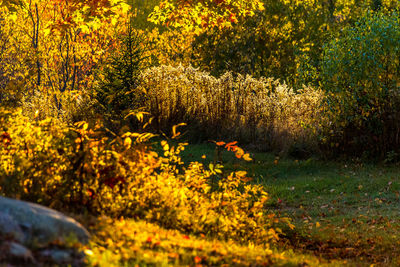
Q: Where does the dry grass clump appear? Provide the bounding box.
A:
[20,89,97,124]
[139,65,323,153]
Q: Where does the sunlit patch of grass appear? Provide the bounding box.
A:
[84,216,344,266]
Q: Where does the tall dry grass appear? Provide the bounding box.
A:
[139,65,323,154]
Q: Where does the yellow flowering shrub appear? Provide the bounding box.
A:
[0,108,292,244]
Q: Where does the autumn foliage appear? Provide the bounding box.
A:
[2,0,400,265]
[149,0,264,34]
[0,108,292,244]
[0,0,130,110]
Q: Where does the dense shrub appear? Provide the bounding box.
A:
[139,65,322,153]
[320,11,400,157]
[0,108,291,244]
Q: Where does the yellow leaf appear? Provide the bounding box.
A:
[234,147,244,158]
[161,140,169,151]
[242,153,252,161]
[43,28,51,36]
[172,123,186,138]
[9,12,17,22]
[124,137,132,149]
[236,171,247,177]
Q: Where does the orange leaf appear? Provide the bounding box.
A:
[215,141,225,146]
[225,141,238,147]
[225,141,238,151]
[240,177,253,183]
[194,256,202,263]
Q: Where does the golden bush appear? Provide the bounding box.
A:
[0,108,291,244]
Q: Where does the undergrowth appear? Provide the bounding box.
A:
[0,108,292,245]
[83,216,343,266]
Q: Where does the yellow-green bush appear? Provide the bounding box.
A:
[0,108,291,244]
[319,11,400,157]
[139,65,323,153]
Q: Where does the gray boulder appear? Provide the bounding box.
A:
[0,212,25,243]
[0,196,89,246]
[39,248,73,264]
[0,241,35,263]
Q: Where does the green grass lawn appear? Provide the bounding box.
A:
[179,143,400,266]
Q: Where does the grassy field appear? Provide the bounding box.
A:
[178,143,400,266]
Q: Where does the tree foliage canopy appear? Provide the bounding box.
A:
[148,0,265,34]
